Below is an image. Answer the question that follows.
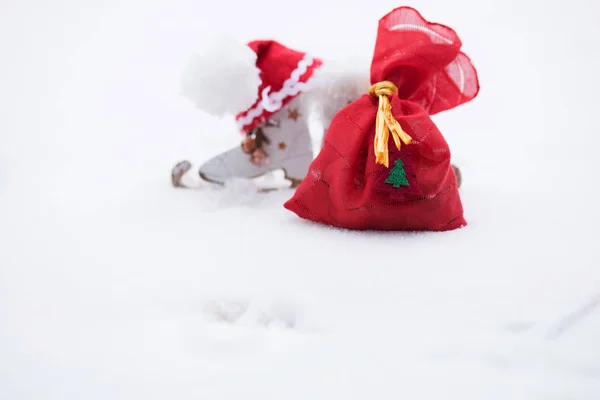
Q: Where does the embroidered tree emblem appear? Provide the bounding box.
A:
[385,159,409,188]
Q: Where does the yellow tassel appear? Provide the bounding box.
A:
[368,81,412,168]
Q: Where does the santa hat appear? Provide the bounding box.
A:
[180,34,322,134]
[235,40,323,134]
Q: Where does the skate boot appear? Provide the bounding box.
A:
[198,98,314,189]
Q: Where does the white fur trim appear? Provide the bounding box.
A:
[236,53,318,131]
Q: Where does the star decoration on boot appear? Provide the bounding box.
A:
[287,108,301,121]
[278,142,287,150]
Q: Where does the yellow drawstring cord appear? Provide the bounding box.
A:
[368,81,412,168]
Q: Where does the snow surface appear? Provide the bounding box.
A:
[1,0,600,399]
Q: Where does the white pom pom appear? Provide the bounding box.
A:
[303,54,371,122]
[180,33,261,118]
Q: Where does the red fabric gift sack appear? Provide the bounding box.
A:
[284,6,480,231]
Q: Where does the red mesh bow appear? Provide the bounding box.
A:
[284,6,480,231]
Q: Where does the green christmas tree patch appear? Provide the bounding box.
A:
[385,159,409,188]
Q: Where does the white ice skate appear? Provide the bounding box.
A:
[172,33,370,191]
[198,98,313,188]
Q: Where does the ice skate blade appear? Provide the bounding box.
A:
[200,171,302,193]
[171,160,192,188]
[452,164,462,189]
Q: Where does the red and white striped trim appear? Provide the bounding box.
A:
[236,53,319,132]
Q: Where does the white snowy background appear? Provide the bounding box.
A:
[1,0,599,398]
